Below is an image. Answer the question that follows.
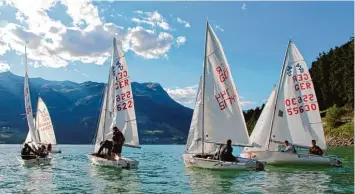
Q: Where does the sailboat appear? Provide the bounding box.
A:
[182,22,265,170]
[19,45,52,166]
[240,40,342,167]
[87,38,140,169]
[34,97,61,153]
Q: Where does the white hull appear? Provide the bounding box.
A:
[18,155,53,166]
[182,154,265,170]
[87,154,139,169]
[240,151,342,167]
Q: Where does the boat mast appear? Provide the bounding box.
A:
[100,38,116,144]
[266,39,292,150]
[201,21,209,154]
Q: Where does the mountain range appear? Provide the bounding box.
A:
[0,72,193,144]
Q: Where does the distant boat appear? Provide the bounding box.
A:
[182,21,264,170]
[19,45,52,166]
[88,38,140,169]
[29,97,62,154]
[240,40,342,167]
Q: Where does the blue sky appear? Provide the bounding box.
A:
[0,1,353,109]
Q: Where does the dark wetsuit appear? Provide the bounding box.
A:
[112,130,125,154]
[219,144,236,162]
[97,140,113,157]
[309,145,323,156]
[21,144,38,160]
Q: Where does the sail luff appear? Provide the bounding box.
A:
[201,21,209,154]
[266,40,292,150]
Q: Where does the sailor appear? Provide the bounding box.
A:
[38,145,49,158]
[47,143,52,152]
[309,140,323,156]
[282,140,297,153]
[21,143,38,160]
[96,140,113,159]
[219,139,238,162]
[111,126,125,160]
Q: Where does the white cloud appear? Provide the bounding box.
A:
[177,17,190,28]
[132,10,171,30]
[0,61,10,72]
[215,25,224,32]
[165,85,198,108]
[242,3,247,10]
[176,36,186,46]
[124,26,174,59]
[73,68,89,77]
[61,0,102,28]
[240,101,256,107]
[0,1,184,67]
[133,10,143,14]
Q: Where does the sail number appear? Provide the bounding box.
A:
[215,87,236,110]
[115,100,133,111]
[286,104,318,115]
[116,91,132,102]
[215,63,230,83]
[285,94,315,106]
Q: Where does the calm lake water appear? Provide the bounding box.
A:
[0,145,353,193]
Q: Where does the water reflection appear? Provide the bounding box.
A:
[185,167,244,193]
[89,164,142,193]
[22,165,54,193]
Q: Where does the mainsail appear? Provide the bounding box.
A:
[268,41,326,150]
[94,38,140,151]
[24,45,39,144]
[35,97,57,145]
[247,86,277,151]
[203,22,250,146]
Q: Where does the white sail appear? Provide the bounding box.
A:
[35,97,57,145]
[203,23,250,146]
[270,41,326,150]
[24,46,39,144]
[185,76,217,154]
[247,86,277,150]
[94,85,108,152]
[111,38,140,148]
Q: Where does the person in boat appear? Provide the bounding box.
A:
[281,140,297,153]
[21,143,38,160]
[219,139,239,162]
[47,143,52,152]
[38,145,49,158]
[309,140,323,156]
[111,126,125,160]
[96,140,113,159]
